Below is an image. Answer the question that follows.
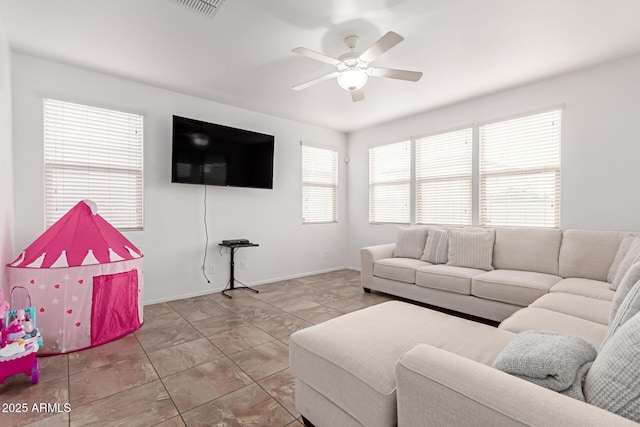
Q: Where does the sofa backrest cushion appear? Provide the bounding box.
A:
[559,229,625,281]
[394,227,429,259]
[610,238,640,290]
[605,273,640,343]
[493,227,562,275]
[584,310,640,422]
[607,233,640,283]
[610,262,640,324]
[447,228,495,271]
[421,227,448,264]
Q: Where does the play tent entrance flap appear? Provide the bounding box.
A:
[6,200,144,354]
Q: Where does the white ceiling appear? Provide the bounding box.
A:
[1,0,640,133]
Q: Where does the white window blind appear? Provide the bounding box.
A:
[415,128,472,226]
[479,109,561,228]
[302,144,338,224]
[369,140,410,224]
[44,99,144,230]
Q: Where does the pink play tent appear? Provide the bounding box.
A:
[6,200,143,354]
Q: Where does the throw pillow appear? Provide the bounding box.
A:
[584,311,640,422]
[421,227,448,264]
[610,238,640,290]
[607,233,640,283]
[602,276,640,346]
[393,227,428,259]
[447,228,495,271]
[609,262,640,325]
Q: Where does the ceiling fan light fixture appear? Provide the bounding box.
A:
[292,31,421,101]
[337,68,368,91]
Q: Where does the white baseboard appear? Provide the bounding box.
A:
[143,266,355,306]
[144,286,225,305]
[249,266,352,287]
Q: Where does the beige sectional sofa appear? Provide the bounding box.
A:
[289,227,639,426]
[361,227,619,326]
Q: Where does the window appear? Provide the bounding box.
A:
[44,99,144,230]
[302,143,338,224]
[369,140,410,224]
[415,128,472,226]
[479,109,561,228]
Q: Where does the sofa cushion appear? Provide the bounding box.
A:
[584,311,640,423]
[499,307,608,348]
[421,227,448,264]
[393,227,429,259]
[550,278,615,301]
[415,265,485,295]
[492,227,562,275]
[603,278,640,345]
[447,228,495,271]
[610,238,640,290]
[558,229,624,281]
[289,301,514,427]
[472,270,561,307]
[373,258,430,284]
[610,262,640,324]
[530,292,610,326]
[608,233,640,282]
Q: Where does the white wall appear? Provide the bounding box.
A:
[347,54,640,267]
[0,19,14,294]
[12,54,348,304]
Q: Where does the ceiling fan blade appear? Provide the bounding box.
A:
[369,67,423,82]
[292,72,340,91]
[351,88,365,102]
[359,31,404,63]
[291,47,342,66]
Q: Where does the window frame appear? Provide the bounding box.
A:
[414,126,473,226]
[43,98,144,231]
[368,140,411,224]
[479,108,562,228]
[301,142,339,224]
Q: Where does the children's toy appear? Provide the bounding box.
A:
[2,323,25,346]
[0,289,9,329]
[0,306,42,385]
[6,200,144,354]
[18,309,35,334]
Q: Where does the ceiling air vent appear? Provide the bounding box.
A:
[169,0,226,18]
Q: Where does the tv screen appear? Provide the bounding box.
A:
[171,115,274,189]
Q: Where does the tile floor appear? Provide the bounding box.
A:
[0,269,394,426]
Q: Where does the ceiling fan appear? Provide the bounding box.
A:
[292,31,423,102]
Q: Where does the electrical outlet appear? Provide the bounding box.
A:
[202,265,215,274]
[323,250,328,259]
[240,260,247,270]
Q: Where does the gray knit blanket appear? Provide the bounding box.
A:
[492,331,597,401]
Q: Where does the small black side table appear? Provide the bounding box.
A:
[218,241,259,299]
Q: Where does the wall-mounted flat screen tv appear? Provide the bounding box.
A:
[171,115,274,189]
